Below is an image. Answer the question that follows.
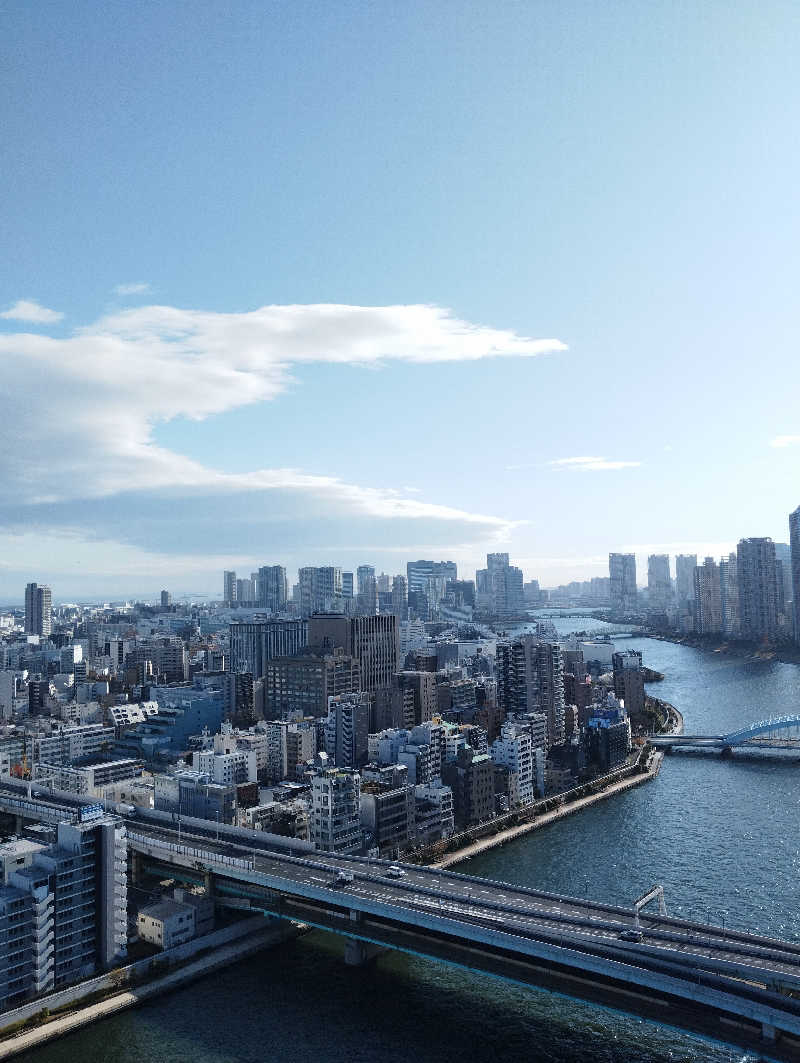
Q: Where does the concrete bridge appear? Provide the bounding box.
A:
[2,780,800,1059]
[651,714,800,757]
[123,813,800,1059]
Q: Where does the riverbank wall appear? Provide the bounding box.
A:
[0,916,301,1059]
[432,750,663,870]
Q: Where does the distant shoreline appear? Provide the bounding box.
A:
[647,632,800,668]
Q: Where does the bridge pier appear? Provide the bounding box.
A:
[204,870,216,900]
[129,849,143,886]
[762,1021,778,1044]
[343,938,386,967]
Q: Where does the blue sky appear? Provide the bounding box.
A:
[2,1,800,599]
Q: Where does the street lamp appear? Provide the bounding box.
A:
[215,810,220,841]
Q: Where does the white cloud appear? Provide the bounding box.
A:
[770,435,800,448]
[0,299,64,324]
[113,282,151,296]
[548,456,641,471]
[0,302,564,578]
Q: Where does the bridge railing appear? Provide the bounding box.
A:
[127,831,255,871]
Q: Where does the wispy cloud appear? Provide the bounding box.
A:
[0,299,64,324]
[0,302,564,570]
[548,456,641,471]
[113,282,151,296]
[770,435,800,448]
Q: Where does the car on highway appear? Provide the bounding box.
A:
[619,928,643,942]
[385,865,406,878]
[333,869,354,886]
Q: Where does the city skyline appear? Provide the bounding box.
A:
[3,4,800,596]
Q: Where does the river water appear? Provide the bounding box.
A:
[18,629,800,1063]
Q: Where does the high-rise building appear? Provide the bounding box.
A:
[719,553,741,636]
[693,557,723,635]
[395,670,437,726]
[324,691,370,768]
[223,571,237,605]
[310,767,362,853]
[773,544,793,629]
[341,572,354,599]
[390,575,408,620]
[160,590,172,608]
[790,507,800,644]
[356,565,378,615]
[356,565,375,596]
[406,560,457,596]
[608,554,637,615]
[675,555,697,611]
[229,619,308,678]
[258,565,288,613]
[475,553,524,616]
[490,723,534,806]
[308,614,398,696]
[737,538,779,642]
[611,650,643,698]
[495,636,565,747]
[264,648,361,718]
[24,583,52,637]
[0,812,127,1011]
[646,555,672,613]
[236,577,257,604]
[298,567,343,615]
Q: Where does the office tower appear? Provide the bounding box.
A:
[356,565,378,615]
[264,648,361,718]
[608,554,637,615]
[341,572,354,599]
[310,768,362,853]
[308,613,398,696]
[324,692,370,768]
[646,555,672,613]
[357,565,375,596]
[719,553,741,636]
[406,560,457,596]
[24,583,52,637]
[229,618,308,677]
[395,670,437,726]
[693,557,723,634]
[223,570,237,605]
[737,538,779,642]
[475,553,524,616]
[390,575,408,620]
[791,507,800,643]
[297,567,343,615]
[236,577,257,604]
[160,590,172,608]
[257,565,287,612]
[675,555,697,609]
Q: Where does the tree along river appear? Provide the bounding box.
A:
[18,629,800,1063]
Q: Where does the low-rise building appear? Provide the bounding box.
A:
[137,898,196,949]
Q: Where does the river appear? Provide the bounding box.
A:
[17,628,800,1063]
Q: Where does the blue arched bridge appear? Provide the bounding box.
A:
[650,714,800,756]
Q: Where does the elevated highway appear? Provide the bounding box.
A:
[127,816,800,1060]
[2,779,800,1058]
